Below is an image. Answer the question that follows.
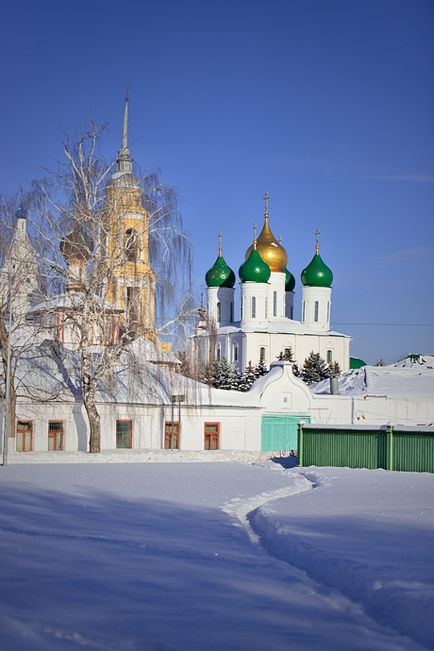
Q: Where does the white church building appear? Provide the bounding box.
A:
[190,194,351,374]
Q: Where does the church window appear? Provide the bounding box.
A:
[327,302,330,322]
[165,421,180,449]
[314,301,319,322]
[233,344,238,362]
[230,302,234,322]
[260,346,266,363]
[273,291,277,317]
[216,344,221,361]
[290,305,294,319]
[240,298,243,319]
[116,420,133,448]
[16,421,33,452]
[126,286,140,324]
[217,301,221,323]
[125,228,138,262]
[251,296,256,318]
[48,421,64,451]
[204,422,220,450]
[327,350,333,363]
[302,301,306,322]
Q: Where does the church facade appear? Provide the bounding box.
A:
[191,195,351,374]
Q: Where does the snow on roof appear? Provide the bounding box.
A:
[214,319,350,338]
[311,354,434,398]
[30,291,123,314]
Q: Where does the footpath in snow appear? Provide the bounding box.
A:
[0,459,433,650]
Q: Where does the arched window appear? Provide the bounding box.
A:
[327,302,330,322]
[273,291,277,317]
[314,301,319,322]
[260,346,266,363]
[233,344,238,362]
[217,302,221,323]
[327,349,333,363]
[302,301,306,322]
[230,302,234,322]
[125,228,138,262]
[251,296,256,318]
[216,344,221,361]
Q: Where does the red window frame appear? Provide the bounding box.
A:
[48,420,65,451]
[204,422,220,450]
[16,420,33,452]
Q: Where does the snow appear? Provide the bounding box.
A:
[1,459,433,650]
[312,355,434,397]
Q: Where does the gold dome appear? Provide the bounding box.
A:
[245,193,287,272]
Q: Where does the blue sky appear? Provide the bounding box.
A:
[1,0,433,364]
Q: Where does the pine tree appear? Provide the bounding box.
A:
[328,361,341,377]
[238,361,257,392]
[301,352,330,385]
[254,359,269,378]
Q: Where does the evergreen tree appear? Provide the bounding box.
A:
[238,361,257,392]
[328,361,341,378]
[300,351,330,385]
[292,362,301,377]
[254,359,269,378]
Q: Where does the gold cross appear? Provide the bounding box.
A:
[218,230,223,256]
[315,228,320,253]
[263,192,270,216]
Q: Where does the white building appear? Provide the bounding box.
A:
[190,197,351,374]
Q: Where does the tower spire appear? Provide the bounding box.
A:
[116,87,133,176]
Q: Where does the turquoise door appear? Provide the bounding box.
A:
[261,415,311,452]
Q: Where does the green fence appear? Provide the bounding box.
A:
[297,424,434,473]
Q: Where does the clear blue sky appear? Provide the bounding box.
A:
[1,0,433,364]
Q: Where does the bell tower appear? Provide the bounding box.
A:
[104,92,156,339]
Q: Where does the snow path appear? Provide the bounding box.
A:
[249,466,434,650]
[0,462,429,651]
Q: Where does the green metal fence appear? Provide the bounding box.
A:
[297,424,434,473]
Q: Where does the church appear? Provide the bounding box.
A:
[191,195,351,374]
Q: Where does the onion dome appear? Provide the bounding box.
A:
[60,225,93,263]
[284,268,296,292]
[239,241,271,283]
[15,206,27,220]
[205,233,235,288]
[244,193,287,272]
[301,235,333,287]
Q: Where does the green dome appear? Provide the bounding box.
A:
[284,268,295,292]
[239,248,271,283]
[205,254,235,288]
[301,251,333,287]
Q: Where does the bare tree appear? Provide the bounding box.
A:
[23,122,193,453]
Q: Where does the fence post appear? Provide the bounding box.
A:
[298,422,304,466]
[386,425,394,471]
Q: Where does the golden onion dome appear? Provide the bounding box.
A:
[245,193,287,272]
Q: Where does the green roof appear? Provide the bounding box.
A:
[350,357,367,369]
[239,248,271,283]
[301,251,333,287]
[205,254,235,288]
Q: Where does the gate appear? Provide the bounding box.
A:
[261,415,310,452]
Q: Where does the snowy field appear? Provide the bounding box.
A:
[1,458,434,650]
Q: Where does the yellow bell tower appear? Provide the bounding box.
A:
[104,92,156,340]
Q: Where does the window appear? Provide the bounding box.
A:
[116,420,132,448]
[125,228,138,262]
[217,301,221,323]
[126,286,140,324]
[48,421,64,451]
[327,302,330,322]
[273,291,277,317]
[314,301,319,322]
[251,296,256,318]
[216,344,221,361]
[165,421,180,449]
[204,422,220,450]
[290,305,294,319]
[233,345,238,362]
[16,421,33,452]
[302,301,306,322]
[327,350,333,364]
[265,297,268,319]
[230,302,234,323]
[260,346,266,363]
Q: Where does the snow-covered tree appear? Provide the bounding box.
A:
[238,361,257,392]
[300,351,330,385]
[328,361,341,378]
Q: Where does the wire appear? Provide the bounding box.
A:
[333,323,434,327]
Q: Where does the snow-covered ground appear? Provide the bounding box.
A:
[1,459,433,650]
